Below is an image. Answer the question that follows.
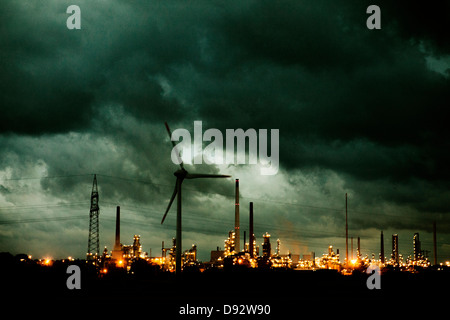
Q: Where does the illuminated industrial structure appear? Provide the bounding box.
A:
[86,176,439,275]
[221,195,259,265]
[406,232,431,269]
[413,233,422,261]
[271,254,293,268]
[315,245,341,271]
[166,238,177,271]
[296,253,315,269]
[224,231,236,256]
[262,232,271,257]
[157,238,200,271]
[392,234,399,265]
[121,235,145,259]
[183,244,198,267]
[270,239,296,268]
[110,234,148,268]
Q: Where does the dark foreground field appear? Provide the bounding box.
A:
[2,253,448,317]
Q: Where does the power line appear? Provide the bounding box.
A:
[0,215,86,225]
[0,173,92,181]
[1,173,343,212]
[0,196,437,236]
[0,201,87,212]
[1,173,447,235]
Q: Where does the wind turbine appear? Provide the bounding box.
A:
[161,122,230,274]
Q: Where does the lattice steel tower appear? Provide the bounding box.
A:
[87,174,100,261]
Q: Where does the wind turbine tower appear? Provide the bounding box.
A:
[161,122,230,274]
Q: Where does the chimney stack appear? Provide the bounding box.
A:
[433,221,437,265]
[114,206,120,250]
[351,237,353,260]
[345,193,348,266]
[235,179,240,253]
[243,231,246,252]
[249,202,254,258]
[357,236,360,259]
[112,205,122,262]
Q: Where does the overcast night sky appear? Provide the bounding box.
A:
[1,0,449,262]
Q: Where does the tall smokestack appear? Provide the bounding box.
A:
[357,236,360,259]
[249,202,254,258]
[345,193,348,266]
[380,231,385,263]
[235,179,240,253]
[351,237,353,260]
[433,221,437,265]
[114,206,120,250]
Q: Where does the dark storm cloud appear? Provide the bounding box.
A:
[0,0,192,134]
[2,0,449,182]
[2,0,448,141]
[377,0,450,54]
[196,1,450,189]
[0,1,95,134]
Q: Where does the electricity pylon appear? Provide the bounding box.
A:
[87,174,100,262]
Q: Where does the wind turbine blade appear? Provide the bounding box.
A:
[161,181,178,224]
[165,122,184,169]
[186,173,231,179]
